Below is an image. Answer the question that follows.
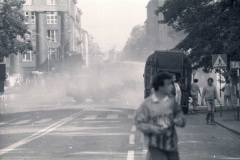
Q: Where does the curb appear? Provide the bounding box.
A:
[214,121,240,136]
[191,107,240,136]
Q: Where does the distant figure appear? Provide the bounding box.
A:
[190,79,201,114]
[201,78,221,125]
[134,72,185,160]
[172,74,182,105]
[221,80,233,110]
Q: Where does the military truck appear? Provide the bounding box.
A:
[143,50,192,114]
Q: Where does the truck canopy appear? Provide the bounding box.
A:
[145,50,189,74]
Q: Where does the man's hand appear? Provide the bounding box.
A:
[173,117,185,127]
[151,126,168,135]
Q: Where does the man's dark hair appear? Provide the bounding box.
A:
[226,79,230,83]
[152,72,172,91]
[194,79,198,83]
[207,78,214,82]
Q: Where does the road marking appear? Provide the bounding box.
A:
[3,94,20,100]
[11,120,31,125]
[34,118,53,124]
[83,115,97,120]
[0,119,18,125]
[22,115,31,118]
[106,114,118,119]
[127,151,134,160]
[0,106,94,156]
[129,134,135,145]
[131,125,136,132]
[128,114,134,119]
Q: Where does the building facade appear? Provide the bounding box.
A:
[145,0,160,49]
[5,0,82,80]
[145,0,185,50]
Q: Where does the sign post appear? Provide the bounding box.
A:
[230,61,240,121]
[212,54,227,96]
[212,54,227,117]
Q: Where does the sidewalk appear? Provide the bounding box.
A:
[190,105,240,136]
[214,105,240,135]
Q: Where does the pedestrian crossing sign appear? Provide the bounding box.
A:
[212,54,227,68]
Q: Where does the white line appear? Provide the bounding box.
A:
[11,120,31,125]
[0,106,93,156]
[127,151,134,160]
[131,125,136,132]
[106,114,118,119]
[0,119,18,125]
[129,134,135,145]
[83,115,97,120]
[34,118,53,124]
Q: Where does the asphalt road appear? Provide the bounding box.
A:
[0,102,240,160]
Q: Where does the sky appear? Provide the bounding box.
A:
[77,0,149,52]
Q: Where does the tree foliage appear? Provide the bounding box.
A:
[123,25,146,61]
[156,0,240,72]
[123,25,158,61]
[0,0,32,59]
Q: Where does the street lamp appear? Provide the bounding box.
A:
[27,30,50,72]
[53,39,69,71]
[28,30,72,72]
[59,30,71,58]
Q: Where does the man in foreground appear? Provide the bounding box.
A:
[134,72,185,160]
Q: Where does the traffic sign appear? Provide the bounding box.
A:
[212,54,227,68]
[230,61,240,69]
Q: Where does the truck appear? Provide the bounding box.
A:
[143,50,192,114]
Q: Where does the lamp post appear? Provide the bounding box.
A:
[27,30,50,72]
[54,39,69,71]
[28,30,71,72]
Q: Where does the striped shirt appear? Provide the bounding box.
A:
[134,92,185,151]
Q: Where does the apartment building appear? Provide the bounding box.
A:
[145,0,185,50]
[145,0,160,49]
[5,0,82,79]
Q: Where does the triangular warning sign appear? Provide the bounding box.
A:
[213,55,227,67]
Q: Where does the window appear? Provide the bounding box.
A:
[25,12,29,24]
[23,0,32,5]
[47,0,57,5]
[48,48,59,61]
[25,12,35,24]
[31,12,36,24]
[23,51,33,62]
[46,12,58,24]
[47,30,57,42]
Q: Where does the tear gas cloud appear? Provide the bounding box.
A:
[7,61,145,113]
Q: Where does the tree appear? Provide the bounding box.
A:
[0,0,32,60]
[156,0,240,72]
[123,25,150,61]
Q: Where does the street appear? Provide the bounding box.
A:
[1,0,240,159]
[0,100,240,160]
